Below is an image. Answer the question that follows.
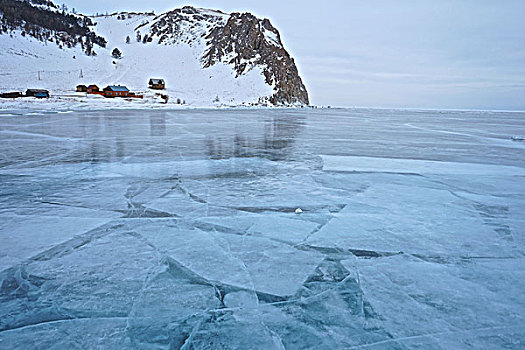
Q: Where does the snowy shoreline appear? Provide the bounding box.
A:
[2,97,524,114]
[0,94,311,112]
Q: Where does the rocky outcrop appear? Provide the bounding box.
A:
[136,6,227,47]
[203,12,309,105]
[138,7,309,105]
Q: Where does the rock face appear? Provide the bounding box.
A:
[203,13,309,105]
[138,7,309,105]
[136,7,227,47]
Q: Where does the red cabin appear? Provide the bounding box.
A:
[87,85,100,94]
[103,85,130,98]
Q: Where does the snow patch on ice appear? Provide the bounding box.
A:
[322,155,525,176]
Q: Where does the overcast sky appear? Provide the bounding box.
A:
[62,0,525,110]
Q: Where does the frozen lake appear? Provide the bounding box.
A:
[0,108,524,349]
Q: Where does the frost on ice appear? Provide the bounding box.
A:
[0,108,524,349]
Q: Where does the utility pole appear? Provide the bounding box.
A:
[38,71,41,80]
[79,69,83,78]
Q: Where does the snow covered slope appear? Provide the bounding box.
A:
[0,5,309,107]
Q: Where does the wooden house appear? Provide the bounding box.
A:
[149,79,165,90]
[0,91,23,99]
[87,85,100,94]
[76,85,88,92]
[103,85,130,98]
[26,89,50,98]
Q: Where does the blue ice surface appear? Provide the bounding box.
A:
[0,108,524,349]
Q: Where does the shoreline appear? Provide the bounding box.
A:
[2,98,524,114]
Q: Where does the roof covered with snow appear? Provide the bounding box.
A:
[105,85,129,92]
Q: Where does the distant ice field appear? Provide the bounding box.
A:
[0,108,524,349]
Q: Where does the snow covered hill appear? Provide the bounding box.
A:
[0,4,309,108]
